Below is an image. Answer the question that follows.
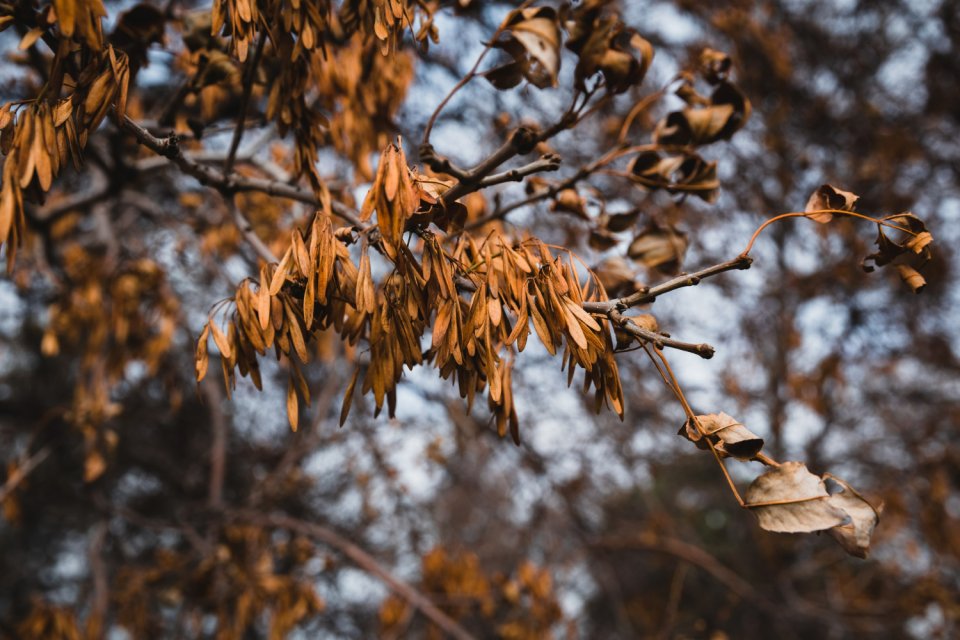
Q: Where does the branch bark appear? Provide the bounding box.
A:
[583,255,753,314]
[610,308,716,359]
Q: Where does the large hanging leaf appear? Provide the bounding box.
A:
[745,462,850,534]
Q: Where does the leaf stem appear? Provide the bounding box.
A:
[740,209,918,257]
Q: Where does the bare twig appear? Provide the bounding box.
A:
[224,32,266,175]
[591,533,777,613]
[647,346,746,506]
[740,209,919,257]
[116,114,363,228]
[117,116,363,226]
[617,89,666,143]
[477,153,561,188]
[658,562,688,640]
[226,196,278,264]
[86,522,109,639]
[421,0,537,145]
[469,145,629,230]
[0,446,51,504]
[203,377,228,509]
[583,255,753,314]
[231,510,477,640]
[609,308,715,359]
[30,167,110,224]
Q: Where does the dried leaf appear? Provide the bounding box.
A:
[862,212,933,278]
[286,377,299,432]
[258,267,271,330]
[505,8,561,87]
[552,189,589,219]
[805,184,859,223]
[210,320,232,360]
[699,48,731,84]
[823,475,883,558]
[681,412,764,460]
[592,256,638,298]
[895,263,926,293]
[269,247,292,295]
[604,210,640,232]
[745,462,850,534]
[196,325,210,381]
[627,222,688,274]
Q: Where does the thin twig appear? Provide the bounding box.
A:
[591,533,777,613]
[421,0,536,145]
[583,255,753,314]
[609,308,715,359]
[651,347,745,506]
[0,446,51,504]
[224,32,266,175]
[30,167,110,224]
[203,377,228,509]
[226,196,278,263]
[231,510,477,640]
[740,210,919,256]
[469,144,633,229]
[116,114,363,228]
[476,153,561,188]
[86,522,109,639]
[617,88,666,143]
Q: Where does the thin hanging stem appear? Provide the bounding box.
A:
[421,0,536,145]
[644,345,745,507]
[740,209,918,257]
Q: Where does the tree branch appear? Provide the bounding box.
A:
[609,308,715,359]
[224,31,266,175]
[115,114,363,228]
[590,533,778,615]
[30,167,110,224]
[0,446,51,504]
[231,510,477,640]
[225,196,278,263]
[477,153,561,188]
[467,145,628,230]
[583,255,753,314]
[203,377,228,510]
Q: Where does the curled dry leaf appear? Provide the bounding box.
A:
[592,256,640,298]
[680,412,764,460]
[655,73,750,147]
[485,7,561,90]
[628,151,719,203]
[564,1,653,93]
[895,263,926,293]
[861,213,933,293]
[823,475,883,558]
[745,461,850,534]
[603,210,640,233]
[627,222,688,274]
[699,48,731,84]
[805,184,859,223]
[589,228,619,251]
[551,188,589,219]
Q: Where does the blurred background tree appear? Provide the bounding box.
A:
[0,0,957,638]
